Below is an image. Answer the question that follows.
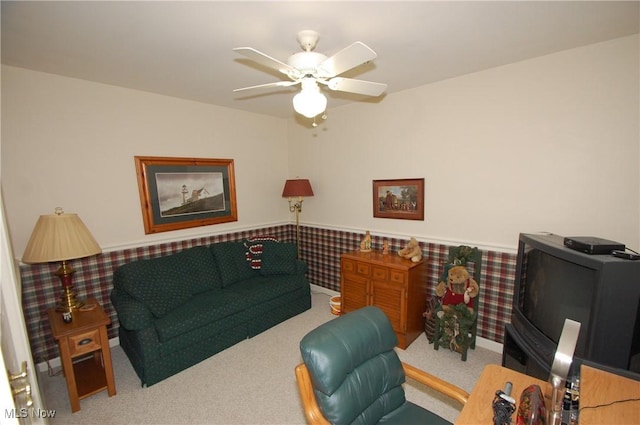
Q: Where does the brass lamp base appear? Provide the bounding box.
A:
[56,286,84,312]
[288,199,303,259]
[54,260,84,312]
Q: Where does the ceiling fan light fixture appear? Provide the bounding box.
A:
[234,30,385,121]
[293,80,327,118]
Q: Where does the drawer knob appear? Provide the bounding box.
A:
[78,338,93,346]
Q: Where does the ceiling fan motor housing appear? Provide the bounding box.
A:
[287,52,328,76]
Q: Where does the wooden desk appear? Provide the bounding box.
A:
[455,364,547,425]
[579,364,640,424]
[456,364,640,425]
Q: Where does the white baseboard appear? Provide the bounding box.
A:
[38,285,502,371]
[310,283,503,354]
[310,283,339,297]
[476,336,503,354]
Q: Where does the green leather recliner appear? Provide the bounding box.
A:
[296,306,469,425]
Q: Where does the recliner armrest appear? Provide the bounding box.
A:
[295,363,331,425]
[402,362,469,406]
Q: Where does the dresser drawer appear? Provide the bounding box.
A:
[341,259,356,273]
[356,262,371,276]
[372,266,388,281]
[389,270,407,284]
[68,329,101,357]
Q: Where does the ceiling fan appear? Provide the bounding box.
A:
[233,30,387,120]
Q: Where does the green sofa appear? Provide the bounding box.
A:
[110,240,311,386]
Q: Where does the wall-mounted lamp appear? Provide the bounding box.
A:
[282,179,314,258]
[22,207,102,312]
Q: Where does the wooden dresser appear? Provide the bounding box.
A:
[340,250,428,349]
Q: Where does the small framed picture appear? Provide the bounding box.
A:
[373,178,425,220]
[134,156,238,234]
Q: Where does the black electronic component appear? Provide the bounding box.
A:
[611,250,640,260]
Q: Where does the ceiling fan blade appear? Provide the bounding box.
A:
[325,77,387,97]
[233,81,299,92]
[233,47,298,77]
[317,42,378,77]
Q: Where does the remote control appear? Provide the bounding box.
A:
[611,250,640,260]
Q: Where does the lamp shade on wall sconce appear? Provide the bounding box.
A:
[22,207,102,312]
[282,179,314,258]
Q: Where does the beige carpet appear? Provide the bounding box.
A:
[39,292,501,424]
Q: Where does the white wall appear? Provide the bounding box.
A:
[2,35,638,258]
[1,66,289,257]
[288,35,640,250]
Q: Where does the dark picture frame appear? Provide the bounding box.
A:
[134,156,238,234]
[373,178,425,220]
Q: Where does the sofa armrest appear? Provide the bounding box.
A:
[110,289,155,330]
[295,259,308,275]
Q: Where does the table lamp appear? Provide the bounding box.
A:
[282,179,314,258]
[22,207,102,312]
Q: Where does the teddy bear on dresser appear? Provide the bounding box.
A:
[435,265,479,314]
[398,237,423,262]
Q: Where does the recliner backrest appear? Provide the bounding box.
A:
[299,306,406,425]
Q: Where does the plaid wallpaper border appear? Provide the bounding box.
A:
[20,224,515,363]
[300,228,516,345]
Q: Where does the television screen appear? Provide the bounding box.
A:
[518,246,595,356]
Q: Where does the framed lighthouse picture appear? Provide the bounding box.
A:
[134,156,238,234]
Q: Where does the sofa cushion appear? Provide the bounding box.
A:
[176,246,222,295]
[229,275,308,312]
[154,290,250,342]
[210,241,257,287]
[117,246,219,317]
[260,242,297,276]
[122,262,191,318]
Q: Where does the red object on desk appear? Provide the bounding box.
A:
[516,384,545,425]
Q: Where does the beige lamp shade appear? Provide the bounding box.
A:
[282,179,314,198]
[22,211,102,264]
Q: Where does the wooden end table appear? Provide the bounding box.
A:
[48,298,116,412]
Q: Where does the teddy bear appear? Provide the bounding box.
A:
[435,265,479,314]
[398,237,422,262]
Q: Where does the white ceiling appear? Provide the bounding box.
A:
[2,1,638,119]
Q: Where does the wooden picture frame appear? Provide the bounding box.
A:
[134,156,238,234]
[373,178,425,220]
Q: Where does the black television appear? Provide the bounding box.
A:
[507,233,640,375]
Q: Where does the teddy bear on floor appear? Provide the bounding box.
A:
[398,237,422,262]
[435,265,479,314]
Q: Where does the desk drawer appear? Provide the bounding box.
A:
[68,329,101,357]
